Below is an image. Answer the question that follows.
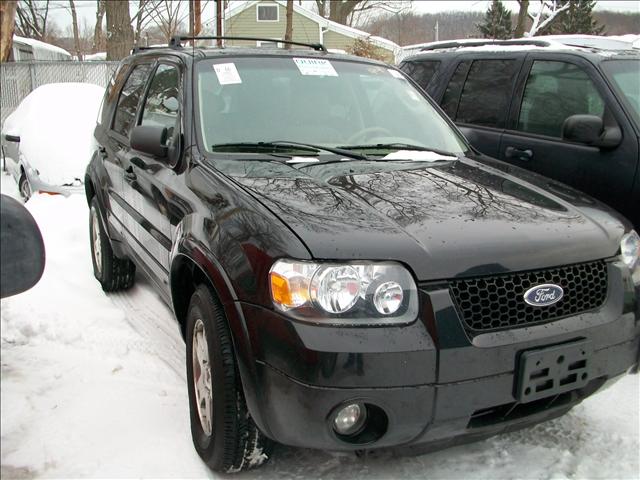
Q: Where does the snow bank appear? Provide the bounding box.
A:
[8,83,104,186]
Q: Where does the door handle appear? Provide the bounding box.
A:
[125,166,137,182]
[505,146,533,161]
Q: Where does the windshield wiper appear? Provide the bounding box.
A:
[210,141,369,161]
[336,143,459,158]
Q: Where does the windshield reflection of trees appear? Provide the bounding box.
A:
[232,160,582,233]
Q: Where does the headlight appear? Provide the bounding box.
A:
[620,230,640,270]
[269,259,418,325]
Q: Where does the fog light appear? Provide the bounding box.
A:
[333,403,367,435]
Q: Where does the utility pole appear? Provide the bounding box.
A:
[194,0,201,37]
[284,0,293,49]
[434,20,439,42]
[216,0,223,46]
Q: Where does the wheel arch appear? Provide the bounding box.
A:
[169,241,274,439]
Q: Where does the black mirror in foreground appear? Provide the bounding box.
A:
[562,114,622,149]
[0,194,45,298]
[130,125,168,158]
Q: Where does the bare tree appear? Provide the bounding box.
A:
[105,0,134,60]
[131,0,163,46]
[0,0,17,62]
[92,0,106,52]
[514,0,529,37]
[314,0,411,27]
[284,0,293,49]
[148,0,190,43]
[526,0,570,36]
[68,0,82,60]
[15,0,49,40]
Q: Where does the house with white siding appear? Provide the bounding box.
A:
[223,1,399,62]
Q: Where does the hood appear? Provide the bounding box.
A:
[214,156,625,281]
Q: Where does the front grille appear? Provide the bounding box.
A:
[449,260,608,331]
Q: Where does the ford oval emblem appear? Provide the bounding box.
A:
[523,284,564,307]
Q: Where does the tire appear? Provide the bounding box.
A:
[19,174,31,200]
[89,197,135,292]
[186,285,273,473]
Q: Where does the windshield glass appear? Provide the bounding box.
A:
[196,56,467,155]
[602,59,640,123]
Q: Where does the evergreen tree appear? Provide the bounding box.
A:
[542,0,605,35]
[477,0,513,40]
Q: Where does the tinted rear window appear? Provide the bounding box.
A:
[455,59,519,128]
[112,64,152,138]
[401,60,440,90]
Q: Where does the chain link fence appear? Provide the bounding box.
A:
[0,61,120,126]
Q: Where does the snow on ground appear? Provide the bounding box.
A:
[0,171,639,479]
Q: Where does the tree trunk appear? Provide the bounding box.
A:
[329,1,358,26]
[69,0,82,60]
[105,0,134,60]
[284,0,293,49]
[92,0,105,53]
[0,1,17,62]
[514,0,529,37]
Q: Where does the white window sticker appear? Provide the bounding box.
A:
[294,58,338,77]
[388,68,405,79]
[213,63,242,85]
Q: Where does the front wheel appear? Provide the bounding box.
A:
[19,174,31,200]
[186,285,272,473]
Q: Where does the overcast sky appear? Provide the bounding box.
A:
[47,0,640,32]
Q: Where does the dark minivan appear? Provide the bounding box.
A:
[85,36,640,473]
[400,37,640,229]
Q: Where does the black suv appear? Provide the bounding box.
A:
[85,36,640,473]
[399,38,640,228]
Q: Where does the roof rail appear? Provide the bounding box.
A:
[131,45,167,54]
[169,35,327,52]
[420,39,551,51]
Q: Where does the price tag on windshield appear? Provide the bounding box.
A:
[293,58,338,77]
[213,63,242,85]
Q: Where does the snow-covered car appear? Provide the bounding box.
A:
[1,83,104,199]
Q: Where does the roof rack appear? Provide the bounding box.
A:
[131,45,168,54]
[420,39,551,51]
[169,35,327,52]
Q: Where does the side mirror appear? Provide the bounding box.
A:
[0,195,45,298]
[562,114,621,149]
[130,125,168,158]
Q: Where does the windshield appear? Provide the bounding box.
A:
[196,56,467,156]
[602,59,640,124]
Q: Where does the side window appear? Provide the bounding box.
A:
[440,61,470,119]
[140,64,180,135]
[455,59,519,128]
[401,61,440,90]
[112,63,152,138]
[517,61,605,138]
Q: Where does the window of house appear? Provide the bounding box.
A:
[455,59,519,128]
[257,4,279,21]
[517,60,605,138]
[256,40,280,48]
[112,63,152,138]
[400,61,440,90]
[141,64,180,135]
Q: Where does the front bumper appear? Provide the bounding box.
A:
[239,260,640,451]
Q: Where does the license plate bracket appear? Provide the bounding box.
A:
[516,340,593,404]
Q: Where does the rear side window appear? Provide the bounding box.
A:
[440,61,471,119]
[112,63,152,138]
[401,61,440,90]
[455,59,519,128]
[141,64,180,134]
[517,61,605,138]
